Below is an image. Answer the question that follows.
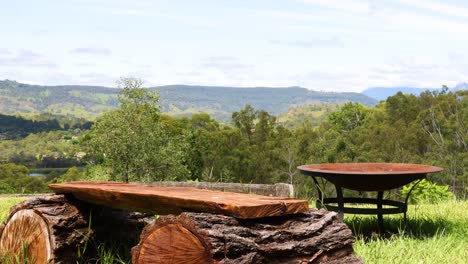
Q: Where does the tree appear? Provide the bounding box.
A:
[386,92,421,124]
[232,105,256,143]
[418,90,467,194]
[51,166,82,183]
[278,137,300,185]
[254,110,276,145]
[0,163,48,193]
[328,102,370,132]
[85,78,189,183]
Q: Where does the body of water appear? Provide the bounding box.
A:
[29,173,47,177]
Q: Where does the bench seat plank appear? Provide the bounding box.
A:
[49,181,309,219]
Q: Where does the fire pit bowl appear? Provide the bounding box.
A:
[298,163,443,191]
[297,163,443,229]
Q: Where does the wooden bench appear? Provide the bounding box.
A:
[49,181,306,218]
[140,181,294,197]
[0,181,362,264]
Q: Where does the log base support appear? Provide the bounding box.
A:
[132,209,362,264]
[1,195,361,264]
[0,195,152,264]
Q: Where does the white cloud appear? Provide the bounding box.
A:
[78,73,118,85]
[301,0,373,14]
[271,37,344,48]
[91,6,218,28]
[368,58,468,89]
[378,10,468,34]
[448,53,466,65]
[257,10,336,22]
[201,57,254,71]
[272,1,468,35]
[0,50,57,68]
[71,47,112,55]
[397,0,468,20]
[0,49,11,55]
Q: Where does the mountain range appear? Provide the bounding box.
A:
[2,80,465,122]
[0,80,376,122]
[362,83,466,101]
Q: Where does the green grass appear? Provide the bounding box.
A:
[0,197,466,263]
[0,197,27,222]
[346,200,468,264]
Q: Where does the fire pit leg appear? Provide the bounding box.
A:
[312,176,324,209]
[377,191,384,230]
[335,185,344,221]
[403,179,423,225]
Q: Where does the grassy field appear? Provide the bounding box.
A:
[348,200,468,264]
[0,197,27,222]
[0,197,466,263]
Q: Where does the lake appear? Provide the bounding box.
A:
[29,173,47,177]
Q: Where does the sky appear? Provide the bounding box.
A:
[0,0,467,92]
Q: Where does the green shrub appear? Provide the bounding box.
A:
[401,179,454,204]
[0,183,15,194]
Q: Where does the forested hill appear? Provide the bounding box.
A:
[157,85,376,121]
[0,80,119,118]
[0,80,377,121]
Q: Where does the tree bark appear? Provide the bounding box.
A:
[132,209,362,264]
[0,194,152,264]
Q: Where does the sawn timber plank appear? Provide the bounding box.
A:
[49,181,309,219]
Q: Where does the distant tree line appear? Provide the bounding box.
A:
[0,113,92,140]
[0,163,49,193]
[0,130,86,168]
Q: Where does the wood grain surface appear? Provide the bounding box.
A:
[49,181,309,219]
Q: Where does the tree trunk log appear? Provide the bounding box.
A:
[0,194,152,264]
[0,195,89,263]
[132,209,362,264]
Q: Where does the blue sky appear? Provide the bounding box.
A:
[1,0,467,92]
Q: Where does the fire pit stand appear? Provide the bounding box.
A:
[298,163,443,230]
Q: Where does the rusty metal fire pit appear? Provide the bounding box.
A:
[298,163,443,229]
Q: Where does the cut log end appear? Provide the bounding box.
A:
[132,216,213,264]
[0,209,51,264]
[136,224,212,264]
